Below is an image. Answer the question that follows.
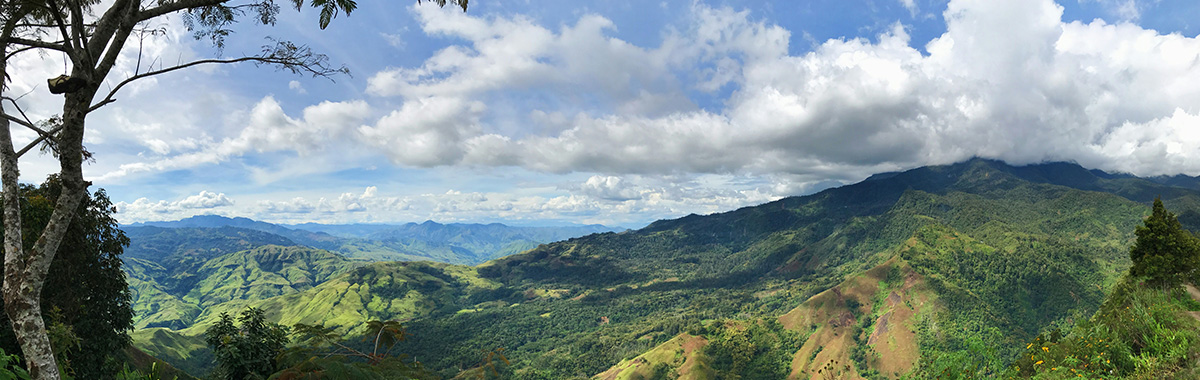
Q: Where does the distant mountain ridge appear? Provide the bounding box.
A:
[126,216,621,265]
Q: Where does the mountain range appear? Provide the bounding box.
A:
[124,158,1200,379]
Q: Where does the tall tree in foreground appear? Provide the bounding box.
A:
[0,0,467,377]
[1128,197,1200,287]
[0,177,132,379]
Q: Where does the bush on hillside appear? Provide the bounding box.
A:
[1129,198,1200,288]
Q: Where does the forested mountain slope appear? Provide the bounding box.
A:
[127,245,358,330]
[133,159,1200,379]
[404,159,1191,378]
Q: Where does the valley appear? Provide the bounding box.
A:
[125,159,1200,379]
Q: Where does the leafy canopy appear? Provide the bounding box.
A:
[1128,197,1200,287]
[0,178,132,379]
[205,308,289,380]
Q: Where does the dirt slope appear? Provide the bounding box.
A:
[779,257,933,379]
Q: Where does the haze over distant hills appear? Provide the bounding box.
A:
[125,215,621,264]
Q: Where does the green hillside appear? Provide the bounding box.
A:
[133,260,499,375]
[128,159,1200,379]
[395,159,1191,378]
[128,245,359,329]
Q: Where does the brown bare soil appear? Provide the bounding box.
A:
[780,257,931,380]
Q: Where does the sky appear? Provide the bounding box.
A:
[7,0,1200,227]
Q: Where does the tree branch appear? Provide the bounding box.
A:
[14,124,64,159]
[0,114,42,136]
[91,13,133,81]
[4,45,38,61]
[90,43,347,112]
[4,36,67,52]
[85,0,132,60]
[0,98,61,159]
[65,0,92,67]
[0,98,49,138]
[41,0,80,58]
[136,0,229,23]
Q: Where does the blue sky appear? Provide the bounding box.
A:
[9,0,1200,227]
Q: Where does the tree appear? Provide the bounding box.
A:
[274,320,438,379]
[0,177,132,379]
[1128,197,1200,288]
[0,0,466,378]
[205,307,289,380]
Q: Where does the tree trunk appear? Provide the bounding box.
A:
[0,75,92,380]
[0,71,45,379]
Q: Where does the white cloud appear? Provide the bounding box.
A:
[259,197,317,214]
[177,191,235,208]
[115,190,235,221]
[288,80,307,94]
[381,32,407,49]
[351,0,1200,179]
[580,175,642,201]
[358,96,485,166]
[97,97,371,181]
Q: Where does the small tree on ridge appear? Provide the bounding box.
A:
[1128,197,1200,288]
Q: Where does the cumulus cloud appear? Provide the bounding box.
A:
[288,80,307,94]
[97,97,371,181]
[115,190,235,221]
[580,175,642,201]
[177,191,235,208]
[258,187,408,216]
[354,0,1200,179]
[259,197,317,214]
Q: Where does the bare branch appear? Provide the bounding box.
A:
[85,0,133,60]
[12,22,96,28]
[4,36,68,52]
[90,40,347,112]
[136,0,228,23]
[65,0,93,67]
[4,45,39,61]
[14,123,64,158]
[0,114,34,133]
[92,14,134,82]
[42,0,80,58]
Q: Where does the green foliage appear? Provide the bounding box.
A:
[702,320,801,380]
[901,223,1114,363]
[205,308,290,380]
[1012,276,1200,379]
[905,327,1007,380]
[129,244,357,330]
[271,319,439,380]
[1129,198,1200,288]
[0,178,133,379]
[123,221,606,330]
[129,329,211,377]
[0,346,30,380]
[117,363,178,380]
